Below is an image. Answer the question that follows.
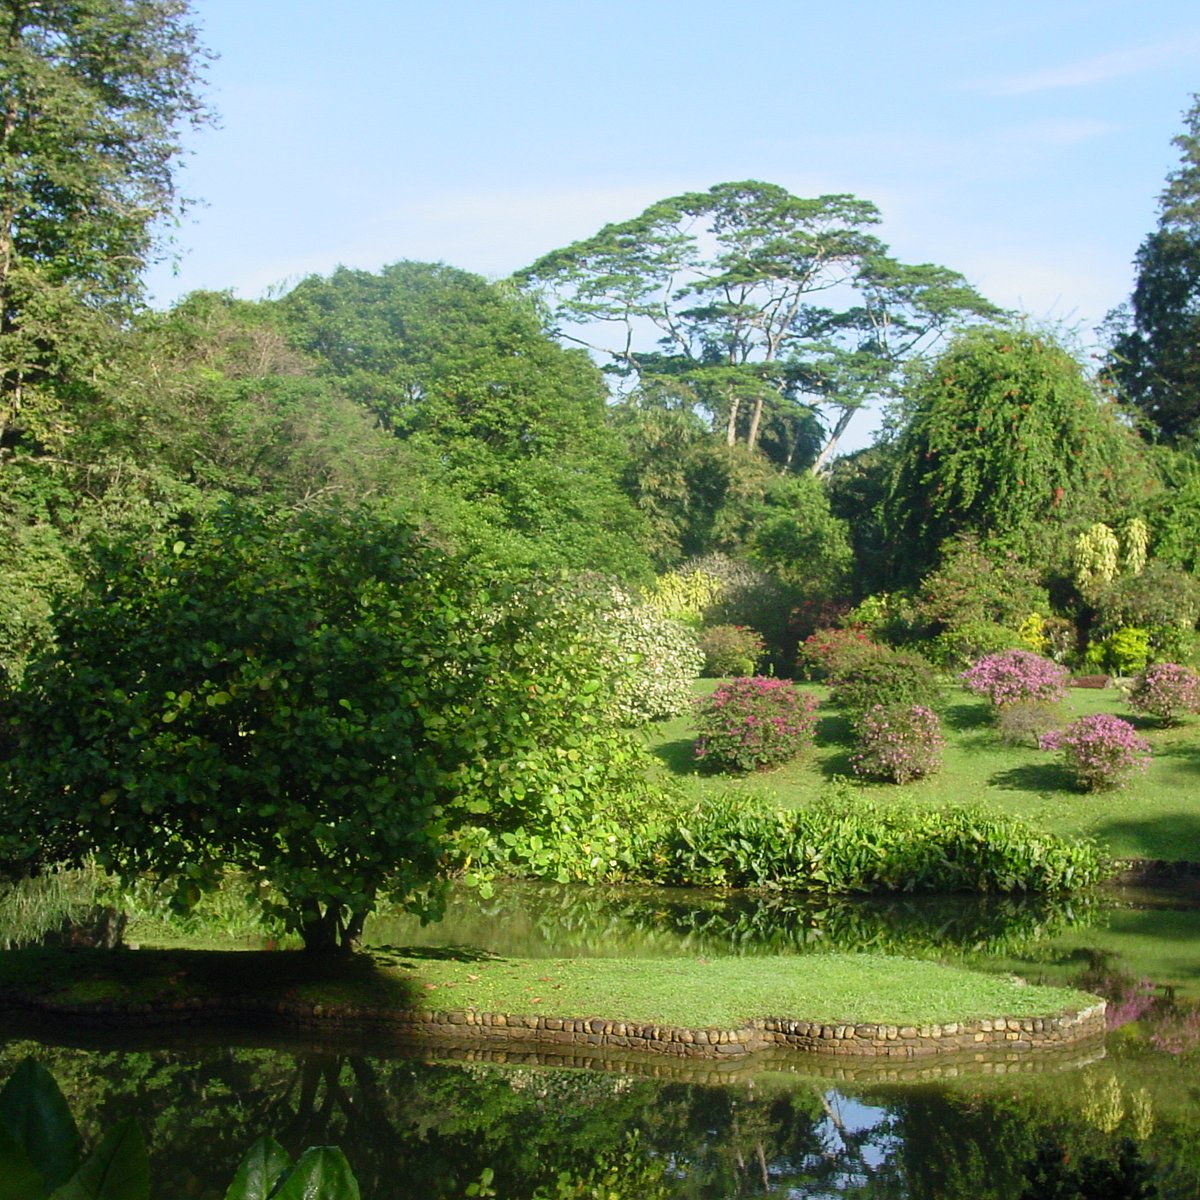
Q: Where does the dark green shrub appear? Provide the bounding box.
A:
[829,646,941,724]
[697,624,765,677]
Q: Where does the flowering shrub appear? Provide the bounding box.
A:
[694,677,819,773]
[1040,713,1151,792]
[795,626,878,680]
[851,704,945,784]
[574,581,703,724]
[961,649,1069,708]
[932,621,1025,669]
[1127,662,1200,725]
[697,624,765,677]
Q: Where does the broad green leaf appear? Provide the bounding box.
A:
[223,1136,292,1200]
[50,1120,149,1200]
[0,1124,44,1200]
[0,1058,82,1191]
[270,1147,360,1200]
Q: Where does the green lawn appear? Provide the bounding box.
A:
[646,681,1200,863]
[0,945,1096,1031]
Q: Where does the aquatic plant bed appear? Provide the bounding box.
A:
[0,947,1102,1059]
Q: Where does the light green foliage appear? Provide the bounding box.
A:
[0,0,213,455]
[1123,517,1150,576]
[577,580,704,725]
[648,794,1108,893]
[641,568,724,627]
[1073,523,1122,594]
[932,621,1027,669]
[887,327,1149,582]
[1085,626,1153,676]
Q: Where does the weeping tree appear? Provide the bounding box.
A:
[884,326,1151,586]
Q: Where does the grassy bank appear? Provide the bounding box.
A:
[647,682,1200,863]
[0,945,1097,1030]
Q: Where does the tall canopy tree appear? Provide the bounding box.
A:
[0,0,212,457]
[516,181,1000,471]
[885,326,1151,585]
[1107,94,1200,443]
[278,261,653,579]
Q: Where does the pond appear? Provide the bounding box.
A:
[3,881,1200,1198]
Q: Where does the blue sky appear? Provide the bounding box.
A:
[148,1,1199,445]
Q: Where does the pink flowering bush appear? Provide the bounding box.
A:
[1040,713,1151,791]
[962,649,1069,708]
[851,704,945,784]
[694,676,819,772]
[1128,662,1200,726]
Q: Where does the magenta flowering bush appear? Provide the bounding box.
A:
[851,703,945,784]
[694,676,819,772]
[1040,713,1151,791]
[1128,662,1200,726]
[962,649,1069,708]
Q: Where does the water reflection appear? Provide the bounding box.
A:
[0,1038,1184,1199]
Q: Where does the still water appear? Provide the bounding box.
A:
[4,882,1200,1198]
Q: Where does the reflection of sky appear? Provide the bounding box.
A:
[776,1090,898,1197]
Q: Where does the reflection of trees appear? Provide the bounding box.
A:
[3,1037,1197,1199]
[369,882,1100,964]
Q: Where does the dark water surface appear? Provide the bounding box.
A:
[4,882,1200,1198]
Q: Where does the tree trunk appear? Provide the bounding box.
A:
[746,394,765,452]
[811,405,860,474]
[725,388,740,446]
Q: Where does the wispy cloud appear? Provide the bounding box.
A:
[982,38,1200,95]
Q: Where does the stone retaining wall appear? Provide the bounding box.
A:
[1,993,1106,1061]
[378,1002,1106,1060]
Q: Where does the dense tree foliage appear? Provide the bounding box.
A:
[0,0,212,457]
[278,261,653,579]
[1,504,662,952]
[885,326,1150,583]
[1108,94,1200,443]
[517,180,1000,469]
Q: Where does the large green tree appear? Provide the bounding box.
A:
[516,180,1000,471]
[885,326,1150,584]
[0,0,212,457]
[278,262,653,579]
[1,503,662,953]
[1107,93,1200,443]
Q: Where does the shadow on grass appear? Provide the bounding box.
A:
[370,944,500,964]
[816,712,853,745]
[0,946,428,1013]
[942,700,993,733]
[651,737,699,775]
[817,749,858,780]
[989,762,1077,792]
[1091,813,1200,864]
